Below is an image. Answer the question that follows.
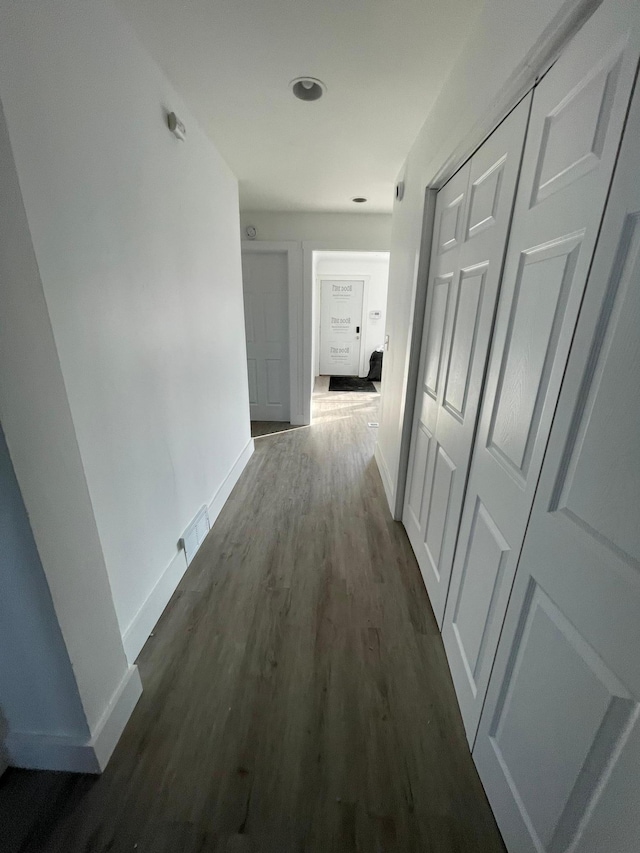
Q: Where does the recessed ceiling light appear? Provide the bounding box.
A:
[291,77,326,101]
[352,197,368,203]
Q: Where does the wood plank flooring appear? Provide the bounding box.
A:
[0,383,505,853]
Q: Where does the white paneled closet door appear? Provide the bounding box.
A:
[474,55,640,853]
[441,0,640,743]
[403,99,530,626]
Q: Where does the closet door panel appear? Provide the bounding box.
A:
[403,165,469,580]
[403,99,530,625]
[442,0,640,744]
[474,46,640,852]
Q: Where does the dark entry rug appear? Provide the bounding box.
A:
[329,376,377,393]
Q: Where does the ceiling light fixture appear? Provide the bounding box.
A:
[352,197,368,203]
[291,77,326,101]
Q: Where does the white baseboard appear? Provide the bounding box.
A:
[5,665,142,774]
[122,549,187,663]
[374,443,396,518]
[207,438,254,522]
[91,665,143,770]
[122,438,255,664]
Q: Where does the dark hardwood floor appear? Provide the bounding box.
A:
[0,384,504,852]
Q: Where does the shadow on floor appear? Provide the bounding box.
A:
[250,421,305,438]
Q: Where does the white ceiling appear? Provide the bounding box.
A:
[116,0,481,213]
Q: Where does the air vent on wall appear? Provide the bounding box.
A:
[179,505,210,566]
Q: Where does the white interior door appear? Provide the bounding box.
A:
[319,278,364,375]
[473,62,640,853]
[403,97,530,626]
[441,0,640,744]
[242,250,290,421]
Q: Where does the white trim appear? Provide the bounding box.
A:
[428,0,601,191]
[303,240,391,423]
[122,438,255,663]
[374,443,395,512]
[5,665,143,773]
[316,274,370,377]
[241,241,303,424]
[122,549,187,663]
[393,188,438,520]
[91,665,143,769]
[207,437,255,523]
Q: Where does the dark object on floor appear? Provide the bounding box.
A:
[251,421,301,438]
[329,375,377,392]
[366,350,383,382]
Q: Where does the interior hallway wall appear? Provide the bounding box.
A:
[0,0,253,768]
[0,93,132,765]
[375,0,591,514]
[239,212,392,246]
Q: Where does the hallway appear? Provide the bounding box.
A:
[0,387,504,852]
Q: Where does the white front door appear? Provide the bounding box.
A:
[474,57,640,853]
[403,96,530,626]
[242,250,290,422]
[319,278,364,375]
[441,0,640,743]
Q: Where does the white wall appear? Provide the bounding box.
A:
[0,0,252,662]
[0,94,131,755]
[240,212,392,246]
[0,0,252,768]
[375,0,592,515]
[314,252,389,377]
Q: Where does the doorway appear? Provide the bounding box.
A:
[318,277,365,376]
[241,247,292,437]
[313,251,390,386]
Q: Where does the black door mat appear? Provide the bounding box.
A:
[329,376,377,392]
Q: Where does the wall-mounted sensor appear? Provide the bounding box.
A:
[168,111,186,141]
[245,225,257,240]
[395,181,405,202]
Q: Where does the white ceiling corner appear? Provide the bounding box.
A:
[116,0,481,213]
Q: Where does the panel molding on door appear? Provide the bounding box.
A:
[242,250,290,421]
[474,43,640,851]
[403,97,530,626]
[441,0,640,745]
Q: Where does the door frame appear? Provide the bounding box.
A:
[241,241,302,424]
[302,240,390,424]
[393,0,604,520]
[316,274,371,377]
